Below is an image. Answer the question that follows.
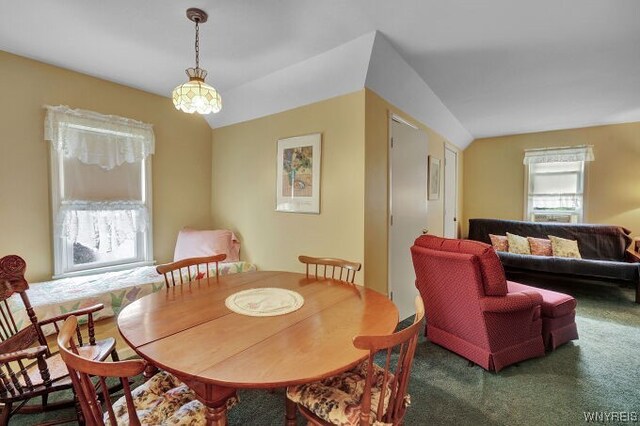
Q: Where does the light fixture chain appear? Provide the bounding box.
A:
[195,20,200,69]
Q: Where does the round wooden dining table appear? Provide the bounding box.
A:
[117,270,399,425]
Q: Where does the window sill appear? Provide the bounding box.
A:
[52,260,156,280]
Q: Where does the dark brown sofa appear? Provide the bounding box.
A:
[468,218,640,303]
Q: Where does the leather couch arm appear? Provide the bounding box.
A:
[480,290,542,313]
[625,248,640,263]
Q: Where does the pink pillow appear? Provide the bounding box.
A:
[173,229,240,262]
[527,237,552,256]
[489,234,509,252]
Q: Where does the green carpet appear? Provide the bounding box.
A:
[12,281,640,425]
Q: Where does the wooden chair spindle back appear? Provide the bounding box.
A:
[156,254,227,289]
[0,255,46,348]
[298,255,362,283]
[352,296,424,425]
[58,316,146,426]
[0,255,114,424]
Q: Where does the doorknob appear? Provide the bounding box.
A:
[422,229,429,235]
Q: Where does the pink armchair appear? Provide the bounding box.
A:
[411,235,546,371]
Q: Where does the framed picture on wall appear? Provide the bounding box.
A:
[276,133,322,213]
[428,156,441,200]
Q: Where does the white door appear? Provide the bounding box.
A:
[389,117,428,321]
[443,147,458,238]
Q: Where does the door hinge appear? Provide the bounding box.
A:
[390,137,394,148]
[390,214,393,226]
[390,291,394,301]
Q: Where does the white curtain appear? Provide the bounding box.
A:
[523,145,594,165]
[45,105,154,246]
[44,105,155,170]
[56,200,149,240]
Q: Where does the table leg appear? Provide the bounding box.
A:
[204,402,228,426]
[285,396,297,426]
[143,364,158,380]
[181,378,236,426]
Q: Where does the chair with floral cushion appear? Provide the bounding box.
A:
[298,255,362,283]
[57,315,238,425]
[0,255,119,425]
[156,254,227,288]
[286,296,424,426]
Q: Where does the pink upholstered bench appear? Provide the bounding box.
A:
[508,281,578,350]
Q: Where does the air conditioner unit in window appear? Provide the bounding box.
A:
[531,213,578,223]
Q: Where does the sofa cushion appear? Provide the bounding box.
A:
[507,233,531,255]
[468,218,632,261]
[528,237,552,256]
[414,235,507,296]
[507,281,576,318]
[489,234,509,252]
[497,252,640,283]
[549,235,582,259]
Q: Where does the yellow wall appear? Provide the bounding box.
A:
[364,89,463,294]
[211,91,366,282]
[463,121,640,236]
[211,89,463,295]
[0,51,213,281]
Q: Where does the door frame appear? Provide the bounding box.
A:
[387,112,421,307]
[443,144,458,238]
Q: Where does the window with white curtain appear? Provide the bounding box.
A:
[45,105,155,278]
[523,146,594,223]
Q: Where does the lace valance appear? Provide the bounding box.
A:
[44,105,155,170]
[523,146,594,165]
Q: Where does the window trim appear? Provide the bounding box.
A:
[50,148,154,279]
[524,160,588,223]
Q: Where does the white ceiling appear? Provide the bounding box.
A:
[1,0,639,141]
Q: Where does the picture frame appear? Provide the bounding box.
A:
[428,156,441,200]
[276,133,322,213]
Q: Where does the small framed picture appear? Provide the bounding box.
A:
[428,156,441,200]
[276,133,321,213]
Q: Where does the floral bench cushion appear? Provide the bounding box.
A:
[286,361,395,426]
[108,371,238,425]
[9,262,256,336]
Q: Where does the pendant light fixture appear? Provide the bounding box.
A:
[172,8,222,114]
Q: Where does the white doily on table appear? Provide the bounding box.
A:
[225,288,304,317]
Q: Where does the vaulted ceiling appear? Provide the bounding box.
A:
[1,0,638,148]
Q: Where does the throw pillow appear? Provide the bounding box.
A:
[489,234,509,252]
[549,235,582,259]
[173,229,241,262]
[527,237,552,256]
[507,233,531,255]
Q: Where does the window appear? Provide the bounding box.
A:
[45,106,155,278]
[523,146,594,223]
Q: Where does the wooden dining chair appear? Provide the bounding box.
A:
[286,296,425,426]
[0,255,119,425]
[58,315,238,425]
[156,254,227,288]
[58,315,239,425]
[298,255,362,283]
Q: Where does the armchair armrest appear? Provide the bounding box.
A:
[480,291,542,313]
[0,345,48,364]
[38,303,104,326]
